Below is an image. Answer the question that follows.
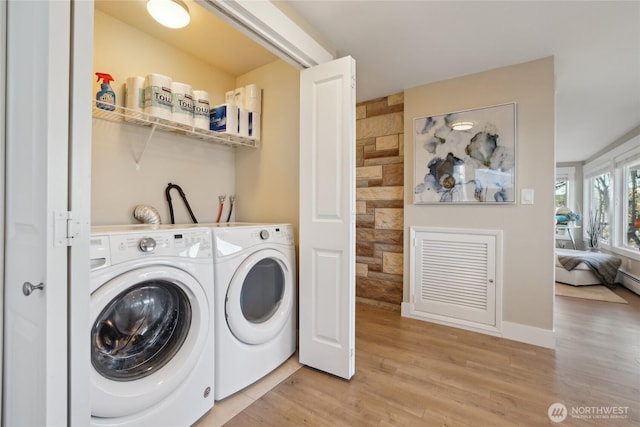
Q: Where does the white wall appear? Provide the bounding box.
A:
[235,60,300,233]
[92,124,235,225]
[92,10,237,225]
[404,57,556,334]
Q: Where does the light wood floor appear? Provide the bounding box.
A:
[224,286,639,426]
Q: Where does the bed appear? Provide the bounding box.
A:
[555,248,622,286]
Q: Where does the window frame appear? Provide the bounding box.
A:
[583,134,640,261]
[555,166,576,212]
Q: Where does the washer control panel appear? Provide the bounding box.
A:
[90,228,213,269]
[138,237,157,253]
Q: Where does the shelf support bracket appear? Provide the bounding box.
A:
[134,120,158,170]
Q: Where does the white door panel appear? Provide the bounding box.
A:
[3,1,71,425]
[68,1,94,424]
[299,56,356,380]
[0,1,5,420]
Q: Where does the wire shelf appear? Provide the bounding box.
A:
[91,102,258,149]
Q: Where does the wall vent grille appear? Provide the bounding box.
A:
[411,228,499,327]
[420,239,489,310]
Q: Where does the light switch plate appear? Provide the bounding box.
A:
[521,188,534,204]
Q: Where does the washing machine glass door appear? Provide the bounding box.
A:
[92,281,191,381]
[226,248,294,345]
[91,265,209,418]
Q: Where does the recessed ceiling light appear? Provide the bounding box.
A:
[147,0,190,29]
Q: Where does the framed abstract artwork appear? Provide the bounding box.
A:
[413,103,516,204]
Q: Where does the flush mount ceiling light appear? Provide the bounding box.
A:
[147,0,190,29]
[450,121,474,131]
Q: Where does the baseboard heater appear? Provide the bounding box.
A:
[618,269,640,296]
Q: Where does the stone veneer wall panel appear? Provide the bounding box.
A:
[356,93,404,307]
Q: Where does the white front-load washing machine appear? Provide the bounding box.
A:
[211,223,297,400]
[90,225,215,427]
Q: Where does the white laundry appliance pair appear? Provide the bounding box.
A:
[89,222,297,424]
[89,225,215,427]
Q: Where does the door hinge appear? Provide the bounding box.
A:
[54,211,80,247]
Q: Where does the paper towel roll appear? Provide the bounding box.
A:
[125,76,144,111]
[245,84,261,114]
[245,84,259,98]
[193,90,211,131]
[233,87,245,109]
[225,90,234,105]
[238,108,249,137]
[124,76,145,122]
[143,73,173,121]
[171,81,194,128]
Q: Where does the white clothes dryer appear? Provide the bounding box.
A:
[89,225,214,427]
[211,223,297,400]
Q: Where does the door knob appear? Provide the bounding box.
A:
[23,281,44,296]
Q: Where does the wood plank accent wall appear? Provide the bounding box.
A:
[355,93,404,307]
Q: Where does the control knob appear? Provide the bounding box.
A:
[139,237,156,252]
[259,229,270,240]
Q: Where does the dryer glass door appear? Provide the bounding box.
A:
[92,280,191,381]
[241,258,284,322]
[226,249,294,345]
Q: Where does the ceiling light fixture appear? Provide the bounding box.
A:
[450,121,474,131]
[147,0,190,29]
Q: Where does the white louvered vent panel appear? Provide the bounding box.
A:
[420,239,488,310]
[410,228,498,327]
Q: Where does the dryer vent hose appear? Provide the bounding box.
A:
[133,205,161,224]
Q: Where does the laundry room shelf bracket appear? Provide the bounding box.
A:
[134,121,158,170]
[92,101,258,168]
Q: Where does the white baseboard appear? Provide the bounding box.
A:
[401,303,556,349]
[618,269,640,296]
[401,302,501,336]
[501,321,556,349]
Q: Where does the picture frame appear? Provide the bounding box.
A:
[413,102,516,204]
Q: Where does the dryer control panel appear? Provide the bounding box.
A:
[212,224,294,258]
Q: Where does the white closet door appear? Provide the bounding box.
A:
[3,1,71,425]
[299,56,356,380]
[68,1,94,425]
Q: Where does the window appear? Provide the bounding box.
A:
[555,167,576,212]
[555,178,567,208]
[625,161,640,249]
[589,171,612,242]
[583,133,640,260]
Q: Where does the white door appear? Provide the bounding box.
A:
[299,56,356,380]
[0,1,6,421]
[68,1,94,424]
[3,1,72,425]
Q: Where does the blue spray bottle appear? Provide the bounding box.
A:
[95,72,116,111]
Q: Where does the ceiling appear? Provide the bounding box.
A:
[96,1,640,163]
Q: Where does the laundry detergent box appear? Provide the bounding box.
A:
[210,103,239,134]
[248,111,261,141]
